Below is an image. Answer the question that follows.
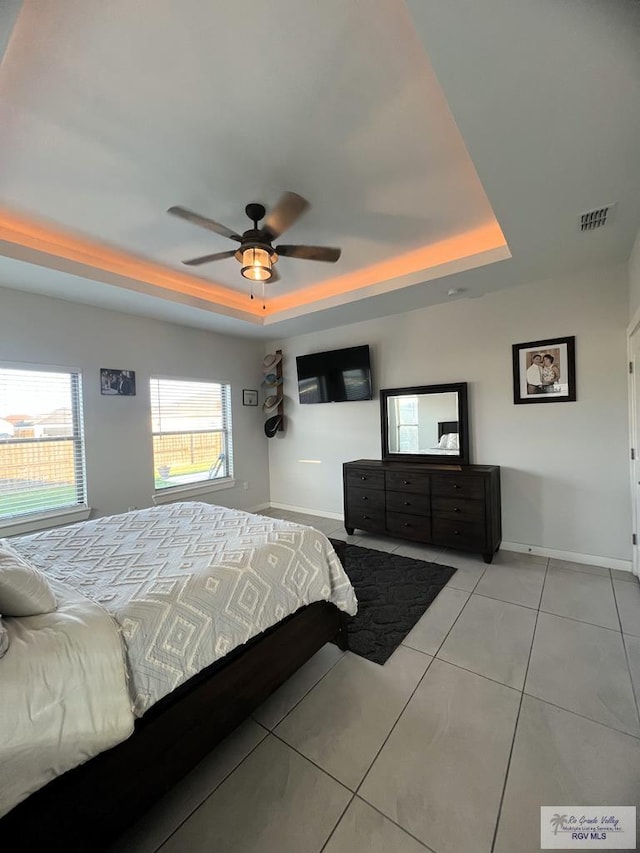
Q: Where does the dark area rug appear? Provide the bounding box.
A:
[330,538,457,665]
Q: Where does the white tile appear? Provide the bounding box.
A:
[360,659,520,853]
[540,567,619,630]
[614,578,640,637]
[611,568,638,583]
[275,646,431,790]
[252,642,344,730]
[437,549,487,570]
[494,696,640,853]
[526,612,639,736]
[474,561,546,609]
[158,736,350,853]
[111,719,267,853]
[548,557,609,577]
[257,508,295,519]
[438,594,537,689]
[324,797,428,853]
[402,586,470,656]
[435,552,486,592]
[624,633,640,707]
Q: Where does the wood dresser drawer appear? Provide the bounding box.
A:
[432,517,485,549]
[345,506,385,532]
[345,468,385,490]
[343,460,501,562]
[432,495,485,521]
[386,490,430,517]
[386,511,431,542]
[385,470,431,495]
[431,474,484,501]
[347,486,385,513]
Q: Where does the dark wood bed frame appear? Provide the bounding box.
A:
[437,420,459,439]
[1,601,348,853]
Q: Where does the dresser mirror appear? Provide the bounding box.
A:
[380,382,470,465]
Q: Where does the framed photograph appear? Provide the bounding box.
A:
[243,389,258,406]
[512,336,575,404]
[100,369,136,397]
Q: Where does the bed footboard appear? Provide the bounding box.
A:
[1,601,343,853]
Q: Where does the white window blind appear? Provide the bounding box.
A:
[0,367,87,521]
[150,377,233,490]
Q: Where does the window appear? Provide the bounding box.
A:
[0,366,87,521]
[150,377,233,490]
[395,395,419,453]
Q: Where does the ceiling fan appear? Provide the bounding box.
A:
[167,192,341,290]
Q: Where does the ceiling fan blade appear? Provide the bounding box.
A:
[168,206,242,242]
[263,192,310,239]
[276,244,341,263]
[182,249,237,266]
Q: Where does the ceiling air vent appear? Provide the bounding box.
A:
[580,204,615,232]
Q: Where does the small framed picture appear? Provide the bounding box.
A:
[243,389,258,406]
[101,369,136,396]
[512,336,576,404]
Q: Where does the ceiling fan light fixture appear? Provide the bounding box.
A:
[241,247,272,281]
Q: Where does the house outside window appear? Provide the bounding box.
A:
[0,365,87,522]
[150,377,233,490]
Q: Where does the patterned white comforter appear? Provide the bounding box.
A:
[13,503,357,716]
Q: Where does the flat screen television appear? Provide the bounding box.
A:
[296,345,373,404]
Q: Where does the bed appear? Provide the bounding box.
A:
[433,419,460,455]
[0,503,357,851]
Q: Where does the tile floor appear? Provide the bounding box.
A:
[112,509,640,853]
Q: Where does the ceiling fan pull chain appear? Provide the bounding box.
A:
[262,280,266,311]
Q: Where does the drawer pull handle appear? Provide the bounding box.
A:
[403,480,410,485]
[363,515,369,520]
[453,484,461,490]
[360,476,367,481]
[404,501,410,506]
[453,529,460,535]
[362,496,368,501]
[453,507,460,513]
[403,522,410,527]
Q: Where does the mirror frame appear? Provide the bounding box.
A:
[380,382,470,466]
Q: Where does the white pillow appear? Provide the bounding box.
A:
[446,433,459,450]
[0,616,8,659]
[0,539,57,616]
[438,434,449,448]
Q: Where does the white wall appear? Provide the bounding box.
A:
[0,286,270,518]
[630,228,640,320]
[268,264,631,563]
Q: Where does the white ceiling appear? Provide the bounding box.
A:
[0,0,639,339]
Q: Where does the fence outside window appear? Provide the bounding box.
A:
[150,377,233,490]
[0,367,86,521]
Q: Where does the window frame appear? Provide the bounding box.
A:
[150,374,235,501]
[0,361,90,536]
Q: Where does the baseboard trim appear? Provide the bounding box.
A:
[266,506,633,572]
[270,502,343,521]
[501,540,633,573]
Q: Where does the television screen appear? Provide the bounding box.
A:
[296,345,373,404]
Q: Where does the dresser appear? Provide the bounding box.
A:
[343,460,501,563]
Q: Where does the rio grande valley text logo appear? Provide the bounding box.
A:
[540,807,636,850]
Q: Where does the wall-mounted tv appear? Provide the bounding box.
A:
[296,345,373,404]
